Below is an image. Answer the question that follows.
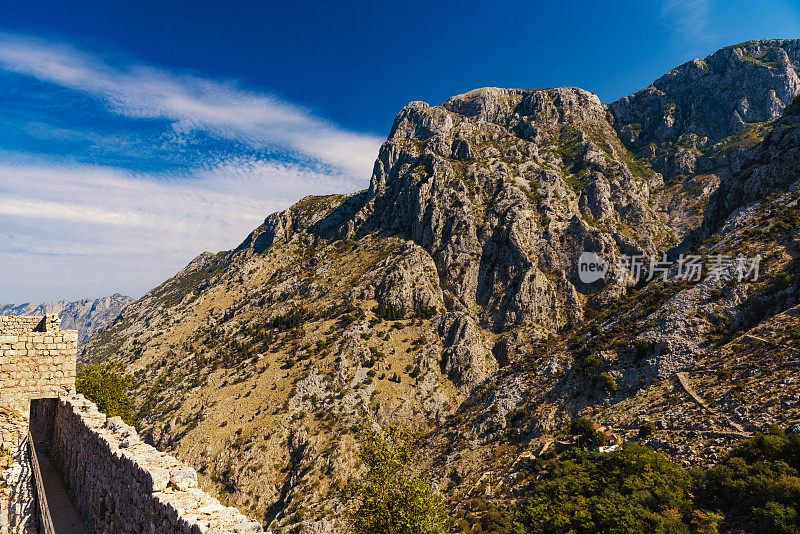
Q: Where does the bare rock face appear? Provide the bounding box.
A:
[345,87,669,335]
[706,95,800,228]
[610,40,800,240]
[237,194,351,253]
[612,40,800,177]
[363,241,444,317]
[434,312,497,391]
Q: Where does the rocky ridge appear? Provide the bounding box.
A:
[80,39,800,533]
[346,86,669,336]
[614,39,800,236]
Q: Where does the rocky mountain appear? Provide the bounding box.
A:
[0,294,132,343]
[614,39,800,237]
[81,39,800,533]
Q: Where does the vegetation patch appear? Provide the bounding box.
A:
[76,363,137,425]
[347,426,446,534]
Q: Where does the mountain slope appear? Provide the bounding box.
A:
[81,40,800,533]
[346,87,669,337]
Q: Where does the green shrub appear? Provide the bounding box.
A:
[639,421,657,438]
[697,426,800,533]
[374,303,405,321]
[76,363,136,424]
[413,304,438,319]
[600,372,618,392]
[347,427,445,534]
[581,353,601,373]
[340,314,358,327]
[715,368,733,381]
[271,307,313,331]
[464,427,800,534]
[570,417,605,448]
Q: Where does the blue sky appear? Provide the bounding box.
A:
[1,0,799,303]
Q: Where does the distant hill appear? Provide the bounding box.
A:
[0,294,132,343]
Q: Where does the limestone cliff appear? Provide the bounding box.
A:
[79,40,800,534]
[346,86,670,335]
[612,39,800,235]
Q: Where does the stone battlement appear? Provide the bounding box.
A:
[32,396,262,533]
[0,314,61,335]
[0,315,263,532]
[0,315,77,416]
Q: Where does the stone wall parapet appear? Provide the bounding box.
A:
[0,314,61,335]
[33,395,262,533]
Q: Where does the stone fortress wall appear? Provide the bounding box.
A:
[0,317,52,334]
[0,316,263,533]
[0,407,36,534]
[0,314,73,534]
[0,314,77,416]
[32,396,262,533]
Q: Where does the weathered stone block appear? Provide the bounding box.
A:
[170,467,198,491]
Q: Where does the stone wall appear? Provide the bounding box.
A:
[0,408,35,534]
[0,317,45,335]
[32,396,263,533]
[0,314,72,534]
[0,315,261,532]
[0,315,62,335]
[0,314,77,416]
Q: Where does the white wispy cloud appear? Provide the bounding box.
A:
[660,0,713,42]
[0,159,365,302]
[0,32,385,304]
[0,32,382,176]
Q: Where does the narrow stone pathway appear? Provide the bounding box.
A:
[740,333,795,351]
[675,372,745,432]
[30,432,88,533]
[739,334,800,365]
[675,372,711,410]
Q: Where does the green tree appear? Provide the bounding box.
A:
[76,363,136,424]
[570,417,606,448]
[348,426,446,534]
[697,426,800,534]
[600,372,618,392]
[639,421,657,438]
[514,443,703,534]
[690,509,723,534]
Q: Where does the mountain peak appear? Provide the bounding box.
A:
[78,39,800,533]
[612,39,800,161]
